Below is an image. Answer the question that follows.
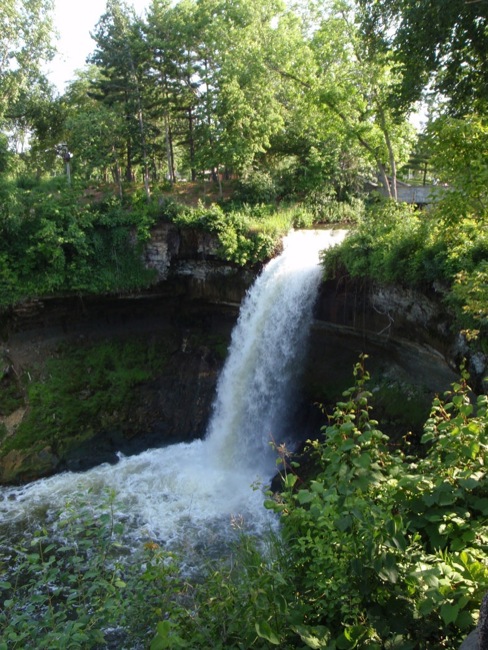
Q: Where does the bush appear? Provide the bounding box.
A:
[173,202,283,265]
[3,362,487,649]
[234,170,278,205]
[305,189,365,224]
[0,490,183,649]
[321,199,488,338]
[261,358,488,648]
[0,181,156,307]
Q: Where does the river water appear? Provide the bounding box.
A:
[0,229,347,559]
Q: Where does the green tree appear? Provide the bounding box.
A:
[0,0,55,127]
[16,83,66,178]
[61,66,138,193]
[0,0,55,179]
[267,0,415,199]
[192,0,288,184]
[144,0,294,189]
[144,0,201,182]
[357,0,488,116]
[427,114,488,221]
[89,0,151,197]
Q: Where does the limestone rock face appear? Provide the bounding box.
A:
[315,276,486,392]
[142,223,222,280]
[0,222,254,485]
[0,293,239,484]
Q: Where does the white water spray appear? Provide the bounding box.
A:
[0,229,346,549]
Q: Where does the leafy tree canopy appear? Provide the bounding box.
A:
[0,0,55,128]
[357,0,488,115]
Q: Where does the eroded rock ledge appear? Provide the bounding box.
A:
[314,275,485,391]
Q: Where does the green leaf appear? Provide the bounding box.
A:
[150,621,187,650]
[284,473,298,489]
[255,621,280,645]
[378,562,399,584]
[352,452,372,469]
[375,554,398,584]
[264,499,284,511]
[335,515,353,531]
[336,625,368,649]
[456,609,475,630]
[471,497,488,514]
[459,478,479,490]
[437,490,457,506]
[293,624,331,648]
[440,602,460,626]
[297,490,314,505]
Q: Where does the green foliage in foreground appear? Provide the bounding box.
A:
[321,200,488,338]
[0,490,183,650]
[2,360,488,649]
[260,358,488,648]
[1,338,171,458]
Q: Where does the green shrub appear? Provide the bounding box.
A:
[173,202,283,265]
[0,490,182,650]
[449,261,488,337]
[321,198,488,338]
[305,189,364,224]
[3,361,487,649]
[290,206,315,229]
[15,175,40,190]
[262,358,488,648]
[0,182,156,308]
[234,170,278,205]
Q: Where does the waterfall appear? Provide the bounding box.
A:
[0,229,346,550]
[205,228,346,472]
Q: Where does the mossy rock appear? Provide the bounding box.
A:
[0,445,59,484]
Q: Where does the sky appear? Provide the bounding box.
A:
[46,0,152,92]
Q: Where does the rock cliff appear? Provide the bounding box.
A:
[0,225,472,484]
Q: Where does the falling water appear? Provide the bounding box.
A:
[0,228,346,553]
[205,228,347,472]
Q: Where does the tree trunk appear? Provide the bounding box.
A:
[125,136,133,182]
[188,106,196,181]
[377,163,392,199]
[164,113,176,183]
[378,106,397,200]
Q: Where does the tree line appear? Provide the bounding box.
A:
[1,0,486,202]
